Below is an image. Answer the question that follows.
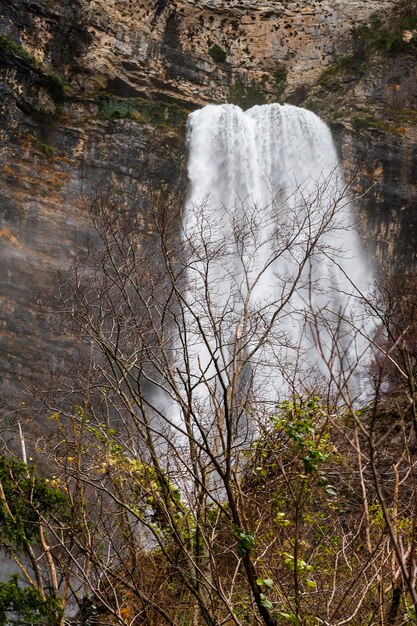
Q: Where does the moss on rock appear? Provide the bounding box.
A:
[98,94,188,129]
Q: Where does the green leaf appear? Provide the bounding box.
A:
[303,456,316,474]
[306,580,317,588]
[256,577,274,589]
[234,528,256,556]
[284,557,295,572]
[0,455,70,551]
[275,512,291,526]
[278,612,300,625]
[260,594,274,610]
[0,575,63,625]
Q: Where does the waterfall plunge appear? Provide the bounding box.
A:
[182,103,372,414]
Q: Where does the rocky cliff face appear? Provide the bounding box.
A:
[0,0,416,404]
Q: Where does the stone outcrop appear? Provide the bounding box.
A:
[51,0,398,105]
[0,0,416,405]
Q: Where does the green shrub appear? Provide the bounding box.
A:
[98,95,188,129]
[0,576,62,626]
[303,99,319,113]
[357,10,417,54]
[353,116,376,130]
[273,63,288,99]
[0,455,69,550]
[319,56,367,89]
[400,13,417,29]
[208,43,227,63]
[57,21,92,66]
[328,109,344,121]
[228,80,267,109]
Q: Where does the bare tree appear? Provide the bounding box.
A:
[36,177,367,623]
[5,178,417,626]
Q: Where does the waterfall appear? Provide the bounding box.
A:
[182,103,372,416]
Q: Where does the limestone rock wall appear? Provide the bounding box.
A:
[56,0,398,104]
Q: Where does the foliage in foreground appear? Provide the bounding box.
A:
[0,576,62,626]
[3,392,417,626]
[0,456,69,625]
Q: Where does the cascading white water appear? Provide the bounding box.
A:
[183,103,372,413]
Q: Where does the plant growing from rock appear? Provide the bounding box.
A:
[208,43,227,63]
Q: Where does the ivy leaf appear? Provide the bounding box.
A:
[234,528,256,556]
